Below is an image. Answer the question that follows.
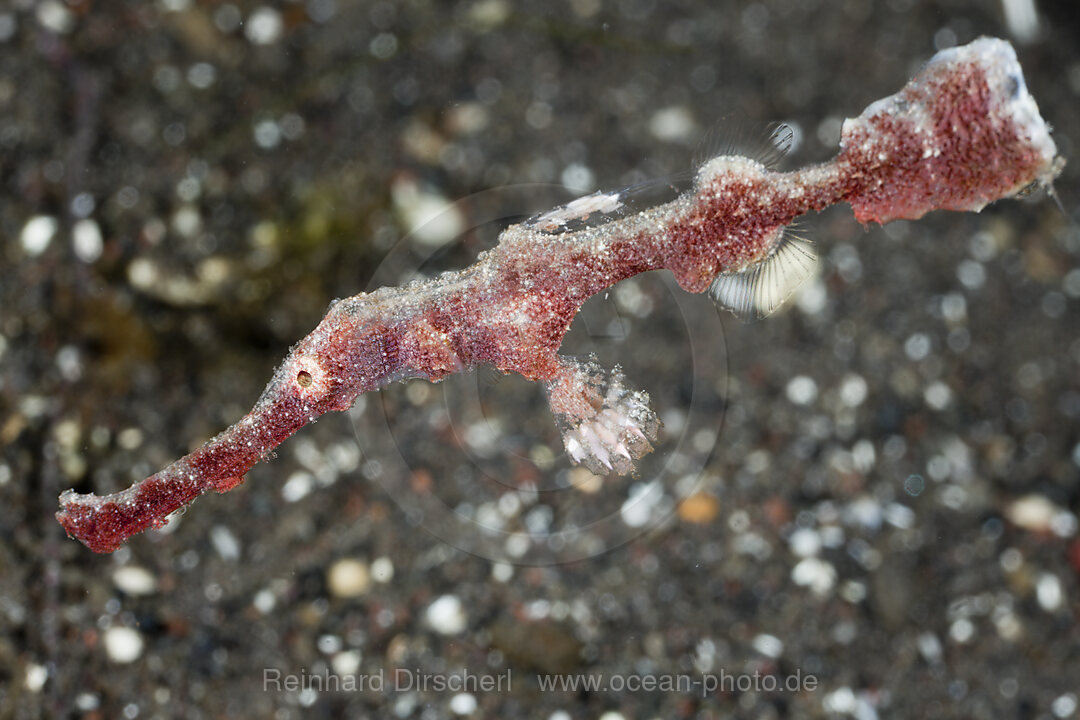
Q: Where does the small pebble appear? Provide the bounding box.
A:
[210,525,241,561]
[36,0,75,34]
[449,692,477,715]
[839,373,868,407]
[332,650,361,676]
[112,566,157,596]
[103,626,145,663]
[823,687,857,714]
[1005,494,1064,533]
[751,633,783,658]
[1036,572,1063,612]
[370,556,394,583]
[75,693,100,712]
[426,594,468,635]
[253,589,276,614]
[786,376,818,405]
[924,381,953,410]
[844,496,882,531]
[72,219,103,263]
[20,216,57,256]
[792,557,836,595]
[391,177,465,248]
[677,491,720,524]
[281,471,314,502]
[620,481,664,528]
[916,632,943,664]
[24,663,47,692]
[788,528,822,557]
[949,618,975,644]
[796,278,828,315]
[649,106,696,143]
[245,7,283,45]
[491,562,513,583]
[327,559,371,598]
[1052,694,1077,719]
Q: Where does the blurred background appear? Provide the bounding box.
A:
[1,0,1078,717]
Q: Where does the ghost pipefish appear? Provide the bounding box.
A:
[58,38,1061,553]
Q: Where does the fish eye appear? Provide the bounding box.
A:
[291,356,327,396]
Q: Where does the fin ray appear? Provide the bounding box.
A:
[693,118,795,171]
[709,230,817,320]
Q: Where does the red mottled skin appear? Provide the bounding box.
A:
[57,38,1060,553]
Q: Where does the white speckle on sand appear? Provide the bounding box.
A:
[253,119,281,149]
[245,7,283,45]
[796,277,828,315]
[253,588,276,614]
[788,528,822,557]
[104,626,145,663]
[904,333,931,361]
[332,650,362,676]
[327,558,371,598]
[172,205,202,237]
[210,525,241,561]
[949,618,975,644]
[371,556,394,583]
[792,557,836,596]
[1036,572,1063,612]
[491,562,513,583]
[916,632,943,664]
[24,663,47,692]
[620,481,663,528]
[449,693,478,715]
[1001,0,1040,44]
[36,1,75,34]
[426,594,467,635]
[844,496,882,531]
[1052,694,1078,719]
[392,177,465,248]
[73,219,104,263]
[561,163,596,193]
[823,687,857,714]
[839,374,868,407]
[21,216,58,256]
[752,633,784,658]
[1005,494,1067,534]
[281,471,314,502]
[649,106,696,143]
[75,693,100,711]
[112,566,158,596]
[317,634,342,654]
[924,381,953,410]
[786,376,818,405]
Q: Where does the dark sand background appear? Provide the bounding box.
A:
[1,1,1078,718]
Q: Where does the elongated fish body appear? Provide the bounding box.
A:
[58,38,1061,553]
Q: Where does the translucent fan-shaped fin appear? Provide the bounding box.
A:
[693,119,795,171]
[709,230,817,320]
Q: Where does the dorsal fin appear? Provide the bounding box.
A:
[708,229,817,320]
[693,118,795,171]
